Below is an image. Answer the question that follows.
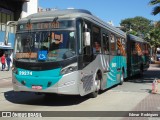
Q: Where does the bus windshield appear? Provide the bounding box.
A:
[14,31,76,62]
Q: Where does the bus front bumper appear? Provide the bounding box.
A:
[12,71,80,95]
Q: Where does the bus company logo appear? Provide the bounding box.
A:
[2,112,12,117]
[112,63,117,68]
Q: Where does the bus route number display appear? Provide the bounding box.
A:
[17,20,73,30]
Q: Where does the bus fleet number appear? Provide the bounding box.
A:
[19,71,32,76]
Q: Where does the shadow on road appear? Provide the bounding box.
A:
[4,64,160,106]
[127,66,160,84]
[4,90,89,106]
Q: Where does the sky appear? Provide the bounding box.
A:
[38,0,160,26]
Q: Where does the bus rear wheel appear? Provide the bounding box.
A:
[140,66,143,75]
[139,65,144,77]
[120,71,124,85]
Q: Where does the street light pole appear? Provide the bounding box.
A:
[4,21,17,45]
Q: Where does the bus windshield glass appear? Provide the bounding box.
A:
[15,31,76,62]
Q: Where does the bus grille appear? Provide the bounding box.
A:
[82,74,93,92]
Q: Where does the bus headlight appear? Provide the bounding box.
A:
[61,63,78,75]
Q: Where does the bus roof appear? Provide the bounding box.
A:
[25,9,92,19]
[128,34,148,43]
[19,9,126,37]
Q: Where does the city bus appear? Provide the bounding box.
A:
[12,9,148,98]
[127,34,150,77]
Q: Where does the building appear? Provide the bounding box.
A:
[21,0,38,18]
[0,0,38,68]
[107,21,114,26]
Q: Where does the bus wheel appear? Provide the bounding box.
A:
[120,71,124,85]
[138,65,144,77]
[139,65,144,77]
[89,75,100,98]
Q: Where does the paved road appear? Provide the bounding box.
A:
[0,64,160,120]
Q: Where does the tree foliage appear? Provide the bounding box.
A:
[120,16,154,38]
[149,24,160,47]
[149,0,160,15]
[120,17,160,47]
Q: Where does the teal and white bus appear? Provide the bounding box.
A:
[127,34,150,77]
[12,9,128,97]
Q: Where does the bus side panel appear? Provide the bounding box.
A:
[106,55,127,88]
[127,34,151,78]
[78,55,103,96]
[107,55,118,88]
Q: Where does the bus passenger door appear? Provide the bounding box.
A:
[101,33,111,89]
[107,34,118,88]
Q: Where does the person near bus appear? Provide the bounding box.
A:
[6,55,12,71]
[1,54,6,71]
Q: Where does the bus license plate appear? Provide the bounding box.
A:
[32,86,42,90]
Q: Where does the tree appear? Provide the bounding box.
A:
[120,16,154,38]
[149,24,160,47]
[149,0,160,15]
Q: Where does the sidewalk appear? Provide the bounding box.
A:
[155,61,160,64]
[152,60,160,67]
[0,70,12,80]
[122,64,160,120]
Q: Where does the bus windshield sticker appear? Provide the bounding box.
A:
[38,50,47,60]
[16,53,37,59]
[51,32,63,44]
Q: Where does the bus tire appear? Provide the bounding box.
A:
[120,71,124,85]
[89,74,101,98]
[89,90,98,98]
[140,65,144,77]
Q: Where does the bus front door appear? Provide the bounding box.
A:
[101,33,111,89]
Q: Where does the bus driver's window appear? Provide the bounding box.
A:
[93,41,101,53]
[92,26,101,54]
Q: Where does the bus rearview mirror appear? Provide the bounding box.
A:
[84,32,90,46]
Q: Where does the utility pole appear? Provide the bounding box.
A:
[4,21,17,45]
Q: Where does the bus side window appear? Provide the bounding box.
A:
[106,35,109,54]
[116,37,121,55]
[102,33,109,54]
[121,38,126,56]
[110,34,116,55]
